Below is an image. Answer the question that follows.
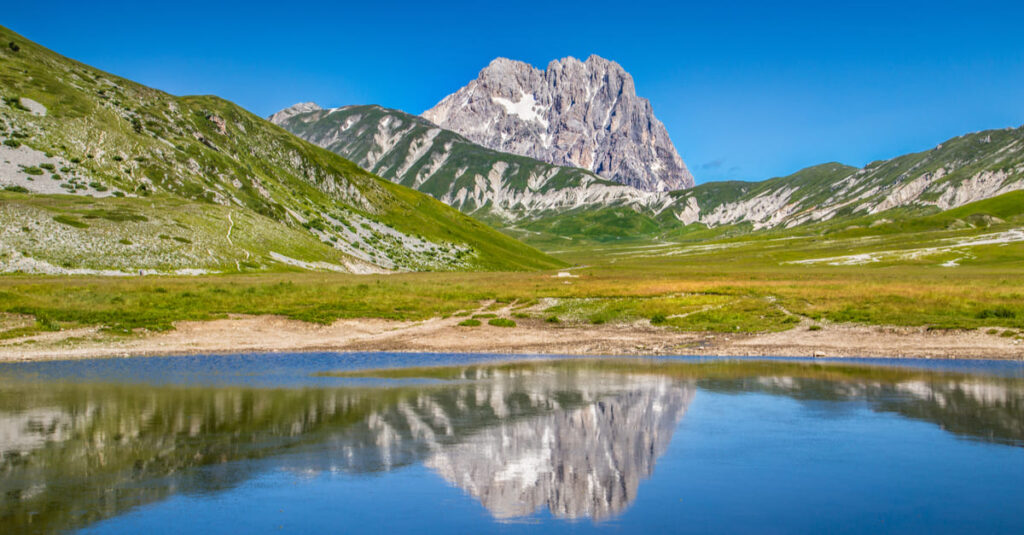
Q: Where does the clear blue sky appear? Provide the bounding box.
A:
[6,1,1023,184]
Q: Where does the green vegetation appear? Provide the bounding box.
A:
[457,319,481,327]
[52,214,89,228]
[0,25,560,274]
[1,193,1023,339]
[488,318,516,328]
[279,103,1023,247]
[275,104,616,229]
[0,26,1022,346]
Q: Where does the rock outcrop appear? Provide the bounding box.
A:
[422,56,693,192]
[268,101,321,125]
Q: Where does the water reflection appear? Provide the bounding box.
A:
[423,373,693,520]
[0,359,1023,533]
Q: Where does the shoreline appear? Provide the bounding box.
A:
[0,314,1022,363]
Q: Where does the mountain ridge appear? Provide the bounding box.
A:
[276,99,1024,243]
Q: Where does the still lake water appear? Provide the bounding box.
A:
[1,352,1023,534]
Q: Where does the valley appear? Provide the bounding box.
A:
[1,25,1022,362]
[1,198,1022,360]
[3,6,1024,534]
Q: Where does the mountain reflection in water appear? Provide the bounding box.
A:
[0,359,1022,533]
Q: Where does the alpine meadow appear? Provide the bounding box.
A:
[2,4,1024,532]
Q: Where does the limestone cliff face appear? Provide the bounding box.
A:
[423,56,694,192]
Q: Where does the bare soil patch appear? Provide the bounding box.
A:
[0,314,1020,362]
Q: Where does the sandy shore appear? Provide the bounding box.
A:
[0,312,1021,362]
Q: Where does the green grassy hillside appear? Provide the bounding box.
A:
[0,26,562,273]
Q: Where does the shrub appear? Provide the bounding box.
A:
[39,163,55,171]
[8,42,19,53]
[977,307,1016,319]
[3,185,28,193]
[650,313,667,325]
[488,318,516,328]
[22,166,44,176]
[2,139,19,148]
[808,325,823,331]
[118,238,133,245]
[2,96,27,111]
[35,314,59,332]
[458,319,481,327]
[172,236,192,244]
[82,210,149,222]
[53,215,89,228]
[545,315,560,323]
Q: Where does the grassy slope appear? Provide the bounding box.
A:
[278,103,638,236]
[280,102,1023,247]
[277,104,627,219]
[668,129,1024,234]
[0,189,1022,337]
[0,191,356,273]
[0,26,561,272]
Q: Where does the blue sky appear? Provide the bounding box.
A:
[6,1,1023,184]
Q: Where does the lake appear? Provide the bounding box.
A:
[1,353,1023,534]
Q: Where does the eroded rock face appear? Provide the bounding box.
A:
[423,56,693,192]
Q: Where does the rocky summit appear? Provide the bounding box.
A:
[422,56,693,192]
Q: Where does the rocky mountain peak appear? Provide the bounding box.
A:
[423,55,693,192]
[268,102,322,125]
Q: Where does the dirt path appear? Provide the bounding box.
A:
[0,312,1021,362]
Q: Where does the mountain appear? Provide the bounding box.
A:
[277,98,1024,243]
[0,26,562,274]
[270,103,667,225]
[668,127,1024,232]
[421,56,693,192]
